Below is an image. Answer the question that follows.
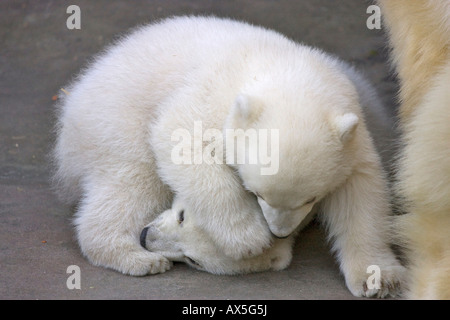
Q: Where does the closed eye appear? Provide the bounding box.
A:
[290,197,317,211]
[186,257,203,269]
[177,210,184,224]
[304,197,316,205]
[254,192,264,201]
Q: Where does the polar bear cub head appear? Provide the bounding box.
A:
[224,72,361,238]
[141,195,294,275]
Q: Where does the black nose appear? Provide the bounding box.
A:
[140,227,149,249]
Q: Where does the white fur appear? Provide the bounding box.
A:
[142,195,295,275]
[54,16,403,297]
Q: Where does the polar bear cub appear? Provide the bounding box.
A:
[141,195,296,275]
[53,16,404,297]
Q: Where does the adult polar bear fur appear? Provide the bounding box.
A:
[378,0,450,299]
[53,16,404,297]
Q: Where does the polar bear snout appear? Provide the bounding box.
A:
[140,225,160,250]
[257,197,315,238]
[140,221,186,262]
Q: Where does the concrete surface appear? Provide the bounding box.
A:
[0,0,399,300]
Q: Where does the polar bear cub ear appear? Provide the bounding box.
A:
[334,113,359,143]
[226,94,263,128]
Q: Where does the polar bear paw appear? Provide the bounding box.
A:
[346,264,406,298]
[95,250,172,276]
[128,251,172,276]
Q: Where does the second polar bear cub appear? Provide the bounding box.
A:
[54,16,404,297]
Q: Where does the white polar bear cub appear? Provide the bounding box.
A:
[53,16,404,297]
[141,194,296,275]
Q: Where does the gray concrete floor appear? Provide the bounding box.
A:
[0,0,399,300]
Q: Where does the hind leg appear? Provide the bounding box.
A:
[75,162,173,276]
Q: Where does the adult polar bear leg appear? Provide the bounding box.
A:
[319,145,405,298]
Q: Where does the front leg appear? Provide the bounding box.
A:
[319,162,405,298]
